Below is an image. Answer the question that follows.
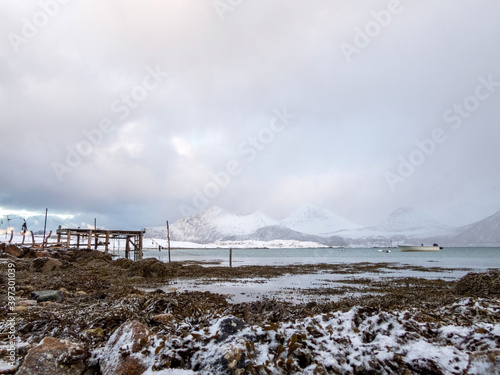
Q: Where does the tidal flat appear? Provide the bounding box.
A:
[1,247,499,374]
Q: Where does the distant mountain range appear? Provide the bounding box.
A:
[446,211,500,247]
[146,205,500,247]
[4,205,498,247]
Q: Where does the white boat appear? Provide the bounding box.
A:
[398,245,441,252]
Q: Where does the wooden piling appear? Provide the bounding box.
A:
[167,221,171,263]
[125,236,130,259]
[66,230,71,248]
[229,248,232,268]
[42,208,48,250]
[94,218,98,249]
[138,232,143,260]
[105,232,110,254]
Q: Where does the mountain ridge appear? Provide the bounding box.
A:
[145,205,500,247]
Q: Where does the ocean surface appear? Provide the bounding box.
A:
[134,247,500,303]
[137,247,500,270]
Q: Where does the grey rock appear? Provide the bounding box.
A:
[32,290,64,303]
[218,317,246,342]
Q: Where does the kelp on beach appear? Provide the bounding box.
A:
[0,246,499,374]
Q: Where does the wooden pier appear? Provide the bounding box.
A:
[56,226,145,260]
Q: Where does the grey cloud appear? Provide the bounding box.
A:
[1,0,499,229]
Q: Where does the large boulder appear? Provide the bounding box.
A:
[3,244,23,258]
[31,257,62,273]
[16,337,88,375]
[99,320,152,375]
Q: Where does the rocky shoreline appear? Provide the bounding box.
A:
[0,244,499,374]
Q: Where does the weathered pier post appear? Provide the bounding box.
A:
[66,230,71,248]
[88,230,93,249]
[105,231,110,254]
[167,220,171,263]
[125,236,130,259]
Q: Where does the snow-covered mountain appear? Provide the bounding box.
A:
[446,210,500,246]
[222,224,347,247]
[146,207,277,243]
[279,205,360,236]
[336,207,453,242]
[145,206,500,247]
[376,207,452,235]
[146,205,355,245]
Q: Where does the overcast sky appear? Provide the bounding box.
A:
[1,0,500,230]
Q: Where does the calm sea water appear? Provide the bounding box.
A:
[138,247,500,270]
[135,247,500,303]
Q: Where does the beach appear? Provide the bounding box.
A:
[0,244,499,374]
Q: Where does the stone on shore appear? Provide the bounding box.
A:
[99,320,152,375]
[218,317,247,342]
[16,337,88,375]
[3,244,24,258]
[31,290,64,303]
[31,257,62,273]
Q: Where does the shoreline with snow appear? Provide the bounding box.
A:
[1,243,499,374]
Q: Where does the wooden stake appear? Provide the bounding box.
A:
[42,208,48,250]
[66,230,71,248]
[105,231,110,254]
[229,248,232,268]
[167,221,171,263]
[125,236,130,259]
[94,218,98,249]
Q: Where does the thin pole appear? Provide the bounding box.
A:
[229,248,232,268]
[94,218,99,249]
[42,208,48,250]
[167,220,171,263]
